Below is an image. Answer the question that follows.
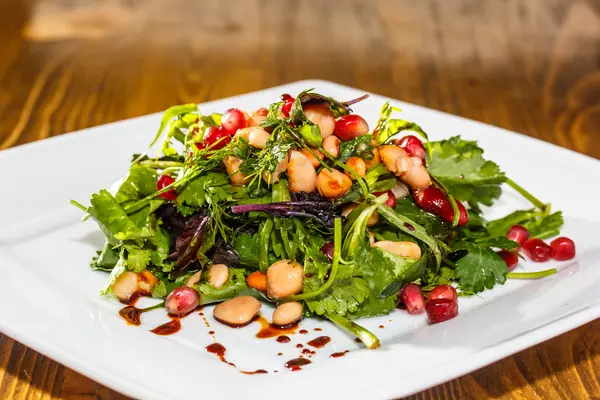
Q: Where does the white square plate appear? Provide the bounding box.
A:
[1,80,599,400]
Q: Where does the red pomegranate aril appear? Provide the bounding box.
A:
[399,283,425,315]
[334,115,370,141]
[165,286,199,316]
[507,225,529,246]
[374,190,397,208]
[282,100,293,117]
[522,238,551,262]
[550,237,576,261]
[220,108,247,135]
[497,250,519,271]
[428,284,458,303]
[398,135,426,162]
[426,299,458,324]
[203,126,231,150]
[320,242,334,261]
[413,186,469,226]
[157,175,177,201]
[281,93,294,102]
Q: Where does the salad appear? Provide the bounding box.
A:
[72,89,576,349]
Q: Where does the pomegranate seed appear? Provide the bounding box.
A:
[282,100,294,117]
[399,283,425,315]
[497,250,519,271]
[256,107,269,117]
[203,126,231,150]
[281,93,294,102]
[157,175,177,201]
[425,299,458,324]
[220,108,246,135]
[413,186,469,226]
[374,190,397,208]
[507,225,529,247]
[428,284,458,302]
[165,286,199,316]
[522,238,551,262]
[550,237,576,261]
[397,136,426,162]
[320,242,334,261]
[334,115,370,141]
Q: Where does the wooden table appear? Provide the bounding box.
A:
[1,0,599,398]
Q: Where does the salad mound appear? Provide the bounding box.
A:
[72,89,573,349]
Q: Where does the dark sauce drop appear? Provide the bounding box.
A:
[307,336,331,348]
[354,338,362,343]
[276,335,291,343]
[255,315,298,339]
[277,352,283,356]
[296,344,303,349]
[301,348,315,355]
[119,306,142,326]
[208,331,215,335]
[330,350,350,358]
[379,325,384,329]
[241,369,268,375]
[314,328,322,332]
[299,329,308,334]
[284,358,311,371]
[205,343,236,367]
[404,222,415,231]
[151,319,181,336]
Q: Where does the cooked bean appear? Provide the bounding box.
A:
[272,302,303,327]
[235,127,252,142]
[301,148,324,168]
[209,264,229,289]
[342,203,378,227]
[322,135,340,158]
[373,241,422,259]
[213,296,261,327]
[247,271,268,292]
[379,145,431,189]
[379,145,409,175]
[364,147,381,169]
[138,270,158,293]
[185,271,202,287]
[165,286,200,316]
[287,150,317,193]
[223,156,249,186]
[266,260,304,299]
[317,168,352,199]
[304,104,335,138]
[398,157,431,189]
[345,157,367,179]
[112,271,140,302]
[248,128,270,149]
[248,110,267,127]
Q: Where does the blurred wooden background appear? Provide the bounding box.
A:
[1,0,600,398]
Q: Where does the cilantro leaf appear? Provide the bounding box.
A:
[115,166,158,205]
[89,190,143,245]
[305,277,371,317]
[90,242,119,271]
[125,247,152,273]
[196,268,248,304]
[453,242,508,293]
[523,211,564,240]
[151,281,168,299]
[428,136,505,207]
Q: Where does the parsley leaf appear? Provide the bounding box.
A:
[428,136,506,207]
[453,241,508,293]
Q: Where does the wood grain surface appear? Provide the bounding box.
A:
[1,0,599,399]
